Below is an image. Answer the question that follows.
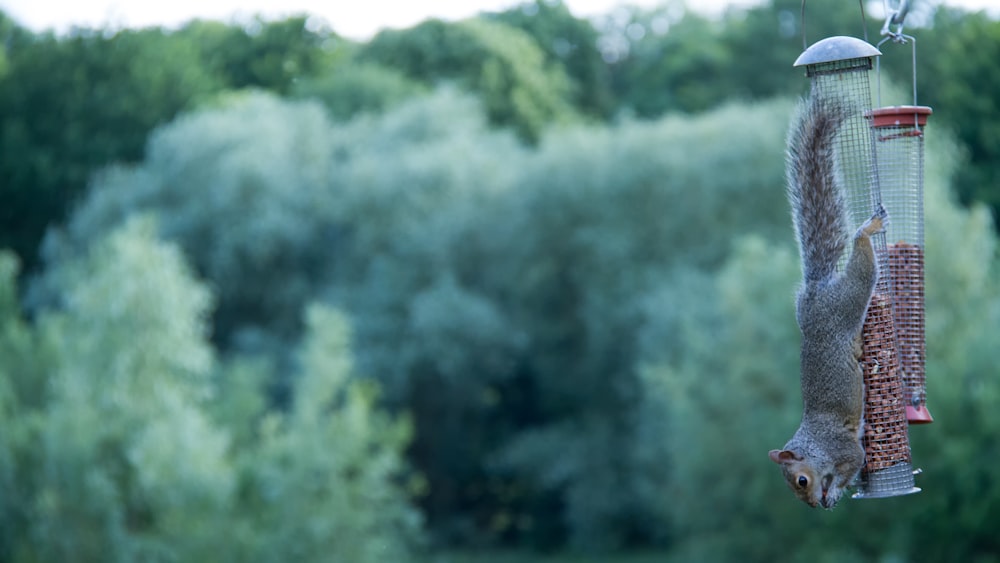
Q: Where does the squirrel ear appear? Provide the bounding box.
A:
[769,449,801,464]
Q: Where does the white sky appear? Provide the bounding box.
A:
[0,0,995,40]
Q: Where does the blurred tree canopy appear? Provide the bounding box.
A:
[906,7,1000,217]
[0,25,221,272]
[34,84,1000,558]
[289,61,428,120]
[1,1,1000,561]
[3,1,1000,273]
[0,220,421,561]
[175,15,344,95]
[487,0,615,118]
[0,13,347,275]
[356,17,578,141]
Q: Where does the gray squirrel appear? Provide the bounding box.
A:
[768,96,887,509]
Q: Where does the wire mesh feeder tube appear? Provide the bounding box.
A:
[853,290,920,498]
[854,220,919,497]
[869,105,933,424]
[794,37,883,229]
[794,36,919,498]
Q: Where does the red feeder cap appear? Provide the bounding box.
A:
[906,404,935,424]
[868,105,933,128]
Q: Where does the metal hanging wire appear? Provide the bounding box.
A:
[876,0,919,111]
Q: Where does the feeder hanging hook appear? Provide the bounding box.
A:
[881,0,912,43]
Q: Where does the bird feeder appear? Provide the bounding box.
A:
[794,36,883,221]
[794,35,920,499]
[871,14,934,425]
[869,105,933,425]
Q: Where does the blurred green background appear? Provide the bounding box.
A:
[1,1,998,561]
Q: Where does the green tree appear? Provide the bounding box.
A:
[0,15,344,275]
[604,6,733,116]
[290,61,427,120]
[177,15,344,95]
[4,217,424,561]
[13,217,232,561]
[0,26,221,272]
[56,91,798,549]
[0,251,28,559]
[903,7,1000,219]
[902,131,1000,562]
[49,92,344,352]
[227,305,423,561]
[0,9,23,78]
[489,0,614,119]
[357,18,576,141]
[634,238,808,560]
[483,100,790,549]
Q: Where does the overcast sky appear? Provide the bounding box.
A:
[1,0,995,40]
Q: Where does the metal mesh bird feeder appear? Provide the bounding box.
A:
[870,6,934,425]
[870,105,932,425]
[794,35,920,499]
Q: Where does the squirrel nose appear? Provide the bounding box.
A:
[820,490,837,509]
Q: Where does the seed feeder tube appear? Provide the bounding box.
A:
[794,35,919,499]
[852,291,920,498]
[872,22,934,425]
[869,106,933,424]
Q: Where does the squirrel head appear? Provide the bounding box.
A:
[769,449,849,509]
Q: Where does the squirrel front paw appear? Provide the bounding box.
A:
[859,204,888,237]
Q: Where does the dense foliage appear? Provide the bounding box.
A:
[0,220,421,561]
[1,1,999,561]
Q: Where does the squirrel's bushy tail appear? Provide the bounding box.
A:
[786,97,850,282]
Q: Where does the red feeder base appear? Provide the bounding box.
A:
[868,105,932,128]
[906,404,934,424]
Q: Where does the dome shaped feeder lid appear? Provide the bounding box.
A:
[794,36,881,67]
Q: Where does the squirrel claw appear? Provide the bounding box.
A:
[861,204,888,237]
[873,203,888,226]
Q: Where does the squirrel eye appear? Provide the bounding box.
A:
[797,475,809,488]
